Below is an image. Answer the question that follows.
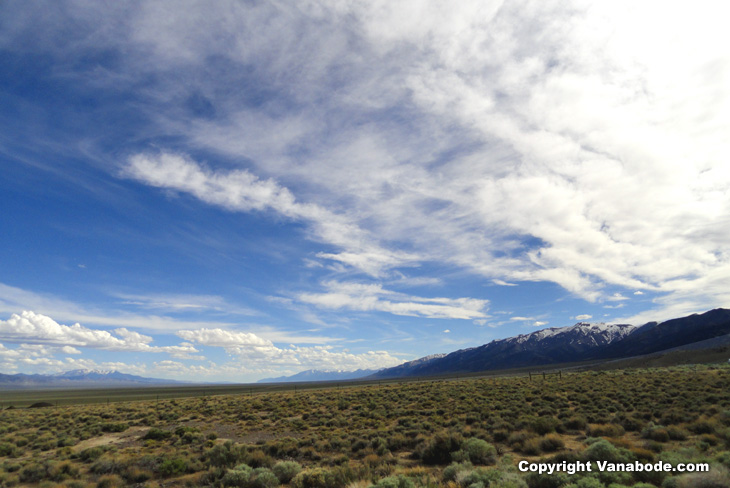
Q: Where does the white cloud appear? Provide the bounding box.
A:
[510,316,534,321]
[177,328,272,349]
[114,292,257,315]
[575,314,592,321]
[0,282,243,332]
[296,281,488,320]
[533,321,548,327]
[633,291,644,295]
[125,152,416,277]
[606,293,629,301]
[492,279,517,287]
[0,344,150,376]
[177,327,405,371]
[443,329,450,333]
[107,1,730,318]
[5,0,730,324]
[0,311,199,357]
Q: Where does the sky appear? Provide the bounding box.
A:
[1,1,729,383]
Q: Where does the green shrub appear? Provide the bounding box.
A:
[539,434,565,453]
[96,474,124,488]
[688,419,720,435]
[272,461,301,483]
[123,466,152,483]
[532,417,560,435]
[158,457,188,477]
[243,449,273,468]
[417,432,463,465]
[667,426,690,441]
[670,464,730,488]
[369,474,415,488]
[143,428,172,440]
[222,465,253,487]
[100,423,127,433]
[49,461,79,481]
[443,461,473,482]
[0,442,18,457]
[583,439,631,464]
[207,442,246,468]
[463,438,497,465]
[19,462,47,483]
[489,472,528,488]
[520,438,542,456]
[564,477,603,488]
[291,468,329,488]
[587,423,625,437]
[77,447,105,462]
[563,416,587,431]
[524,472,569,488]
[248,468,280,488]
[645,427,671,442]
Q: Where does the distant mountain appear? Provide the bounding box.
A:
[0,369,184,389]
[371,308,730,379]
[258,368,379,383]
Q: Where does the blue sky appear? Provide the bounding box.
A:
[1,1,729,382]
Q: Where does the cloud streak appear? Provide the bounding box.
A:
[297,281,488,320]
[125,152,416,277]
[110,1,730,317]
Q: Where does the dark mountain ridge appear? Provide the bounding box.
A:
[371,308,730,379]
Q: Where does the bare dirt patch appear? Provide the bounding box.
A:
[73,426,148,451]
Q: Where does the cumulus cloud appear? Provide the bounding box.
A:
[296,281,488,320]
[0,343,150,376]
[0,311,199,357]
[575,314,592,321]
[177,328,273,350]
[533,321,548,327]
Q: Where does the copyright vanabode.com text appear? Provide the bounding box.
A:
[518,460,709,475]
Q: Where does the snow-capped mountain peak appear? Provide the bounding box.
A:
[508,322,636,345]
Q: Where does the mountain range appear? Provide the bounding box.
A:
[257,368,380,383]
[371,308,730,379]
[2,309,729,387]
[0,369,184,389]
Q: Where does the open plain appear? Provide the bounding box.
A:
[1,365,729,487]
